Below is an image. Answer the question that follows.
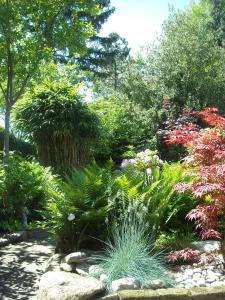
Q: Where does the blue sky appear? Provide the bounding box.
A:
[100,0,192,53]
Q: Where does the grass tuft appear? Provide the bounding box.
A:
[91,209,173,292]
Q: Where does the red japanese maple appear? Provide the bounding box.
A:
[166,107,225,240]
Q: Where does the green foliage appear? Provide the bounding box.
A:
[45,160,115,251]
[91,97,160,163]
[0,126,35,157]
[155,229,197,251]
[46,155,197,251]
[0,152,58,233]
[156,2,225,113]
[111,157,197,238]
[13,80,100,172]
[91,210,173,292]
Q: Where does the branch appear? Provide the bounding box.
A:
[14,71,33,103]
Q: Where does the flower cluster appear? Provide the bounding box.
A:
[121,149,163,178]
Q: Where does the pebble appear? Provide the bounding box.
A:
[173,255,225,289]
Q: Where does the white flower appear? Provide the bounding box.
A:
[144,149,151,155]
[144,156,151,163]
[137,151,144,158]
[68,213,75,221]
[146,168,152,176]
[152,155,159,161]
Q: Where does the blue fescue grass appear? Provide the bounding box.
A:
[90,208,174,292]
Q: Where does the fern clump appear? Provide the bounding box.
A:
[91,210,173,292]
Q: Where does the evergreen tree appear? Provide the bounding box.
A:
[78,32,130,91]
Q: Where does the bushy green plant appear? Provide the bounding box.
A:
[91,210,173,292]
[45,160,115,252]
[113,151,197,238]
[90,97,159,163]
[13,80,100,172]
[0,152,58,233]
[155,228,197,251]
[46,152,197,251]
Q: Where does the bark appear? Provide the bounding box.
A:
[3,105,11,164]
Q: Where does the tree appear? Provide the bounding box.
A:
[208,0,225,47]
[78,32,130,92]
[166,107,225,241]
[0,0,114,163]
[155,2,225,114]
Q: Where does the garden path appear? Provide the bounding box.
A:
[0,229,54,300]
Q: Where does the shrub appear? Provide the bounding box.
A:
[91,209,173,292]
[0,152,58,233]
[166,107,225,240]
[90,97,159,163]
[45,160,115,252]
[46,150,196,251]
[13,80,100,173]
[115,150,197,238]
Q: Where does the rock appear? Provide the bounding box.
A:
[111,278,139,293]
[191,240,221,252]
[64,252,87,264]
[45,254,63,272]
[198,278,206,287]
[100,274,109,283]
[89,264,103,276]
[193,272,202,281]
[5,231,28,243]
[76,263,89,276]
[184,268,194,278]
[38,271,104,300]
[142,279,168,289]
[0,238,9,247]
[60,262,76,272]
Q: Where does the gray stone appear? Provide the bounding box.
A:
[60,262,76,272]
[142,279,168,289]
[193,272,202,281]
[38,271,104,300]
[76,263,89,276]
[0,238,9,247]
[64,252,87,264]
[198,278,206,287]
[45,254,63,272]
[191,240,221,252]
[111,278,139,293]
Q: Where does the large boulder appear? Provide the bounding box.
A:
[38,271,104,300]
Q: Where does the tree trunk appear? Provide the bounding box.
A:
[3,105,11,164]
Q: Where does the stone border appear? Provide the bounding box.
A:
[0,230,33,247]
[98,286,225,300]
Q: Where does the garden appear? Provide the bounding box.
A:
[0,1,225,299]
